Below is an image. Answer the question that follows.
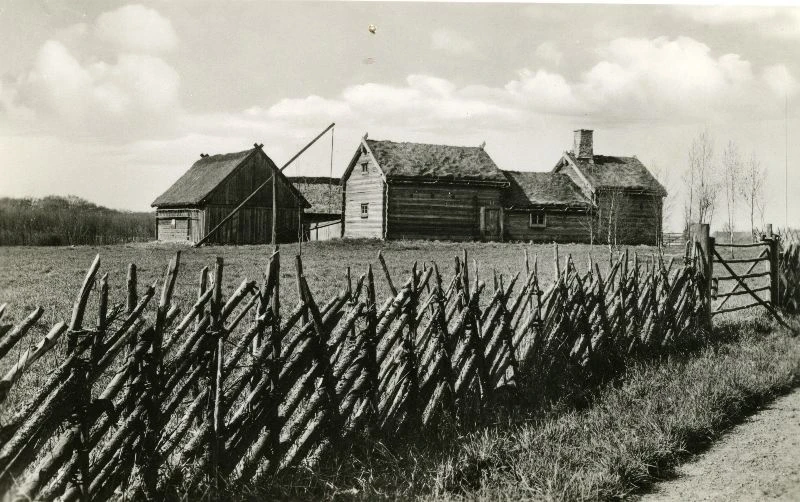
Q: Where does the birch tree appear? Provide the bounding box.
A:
[684,130,718,228]
[721,140,741,244]
[738,151,767,241]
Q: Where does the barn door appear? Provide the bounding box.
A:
[480,207,502,241]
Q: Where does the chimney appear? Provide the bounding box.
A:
[573,129,593,160]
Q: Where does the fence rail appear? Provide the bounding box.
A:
[0,229,796,500]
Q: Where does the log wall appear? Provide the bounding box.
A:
[505,209,591,243]
[596,191,663,245]
[386,184,502,241]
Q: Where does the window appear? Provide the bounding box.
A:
[361,162,369,175]
[171,218,176,228]
[529,212,546,228]
[360,203,369,219]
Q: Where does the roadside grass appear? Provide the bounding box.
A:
[228,314,800,501]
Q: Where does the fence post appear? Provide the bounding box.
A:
[67,330,92,502]
[209,256,224,497]
[690,223,713,330]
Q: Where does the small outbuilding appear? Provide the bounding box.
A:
[288,176,343,241]
[151,145,309,244]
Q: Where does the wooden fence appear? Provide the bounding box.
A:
[0,234,790,500]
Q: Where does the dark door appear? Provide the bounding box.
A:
[480,207,501,240]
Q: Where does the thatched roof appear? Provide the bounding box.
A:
[365,139,507,184]
[502,171,591,210]
[287,176,341,215]
[152,147,309,208]
[565,152,667,196]
[153,149,254,207]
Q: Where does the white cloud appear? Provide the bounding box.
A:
[18,40,180,138]
[95,4,178,53]
[250,36,796,138]
[430,28,479,56]
[535,41,563,66]
[677,6,800,39]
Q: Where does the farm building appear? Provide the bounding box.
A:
[502,171,593,242]
[288,176,343,241]
[552,130,667,245]
[151,144,309,244]
[341,136,509,240]
[340,130,666,244]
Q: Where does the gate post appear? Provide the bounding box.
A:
[763,224,780,307]
[690,223,713,330]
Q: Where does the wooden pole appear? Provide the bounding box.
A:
[691,223,713,330]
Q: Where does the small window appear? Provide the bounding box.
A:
[360,203,369,219]
[529,212,546,228]
[361,162,369,175]
[171,218,176,228]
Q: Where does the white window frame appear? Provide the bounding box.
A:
[529,212,546,228]
[360,203,369,219]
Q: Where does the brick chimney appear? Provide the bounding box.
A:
[573,129,593,160]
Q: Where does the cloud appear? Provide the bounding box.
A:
[16,40,180,138]
[95,4,178,53]
[430,28,479,56]
[535,41,563,66]
[2,5,182,141]
[504,36,794,122]
[250,36,796,138]
[677,6,800,39]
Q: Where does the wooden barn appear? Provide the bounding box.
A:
[341,136,509,240]
[287,176,342,241]
[552,130,667,245]
[151,144,309,244]
[502,171,593,242]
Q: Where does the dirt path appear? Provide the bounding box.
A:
[642,389,800,501]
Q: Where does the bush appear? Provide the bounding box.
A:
[0,195,154,246]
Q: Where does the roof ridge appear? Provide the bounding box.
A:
[367,138,482,150]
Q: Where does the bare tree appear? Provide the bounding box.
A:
[649,160,675,246]
[738,151,767,241]
[721,140,741,244]
[684,130,718,228]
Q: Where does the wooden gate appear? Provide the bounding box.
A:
[691,223,791,331]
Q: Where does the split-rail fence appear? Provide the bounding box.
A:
[0,224,796,501]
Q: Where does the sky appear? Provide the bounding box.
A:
[1,1,799,231]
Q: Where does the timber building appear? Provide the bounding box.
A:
[151,145,309,244]
[341,130,666,244]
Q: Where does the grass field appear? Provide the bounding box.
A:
[0,239,684,330]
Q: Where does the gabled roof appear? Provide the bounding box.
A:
[343,137,508,186]
[288,176,341,215]
[152,147,309,208]
[502,171,591,210]
[559,152,667,196]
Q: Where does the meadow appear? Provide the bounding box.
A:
[0,239,684,330]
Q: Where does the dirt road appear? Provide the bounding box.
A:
[643,389,800,501]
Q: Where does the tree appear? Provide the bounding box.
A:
[649,160,675,246]
[684,130,718,229]
[738,151,767,241]
[721,140,741,244]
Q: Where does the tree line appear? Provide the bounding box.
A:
[0,195,154,246]
[682,130,767,242]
